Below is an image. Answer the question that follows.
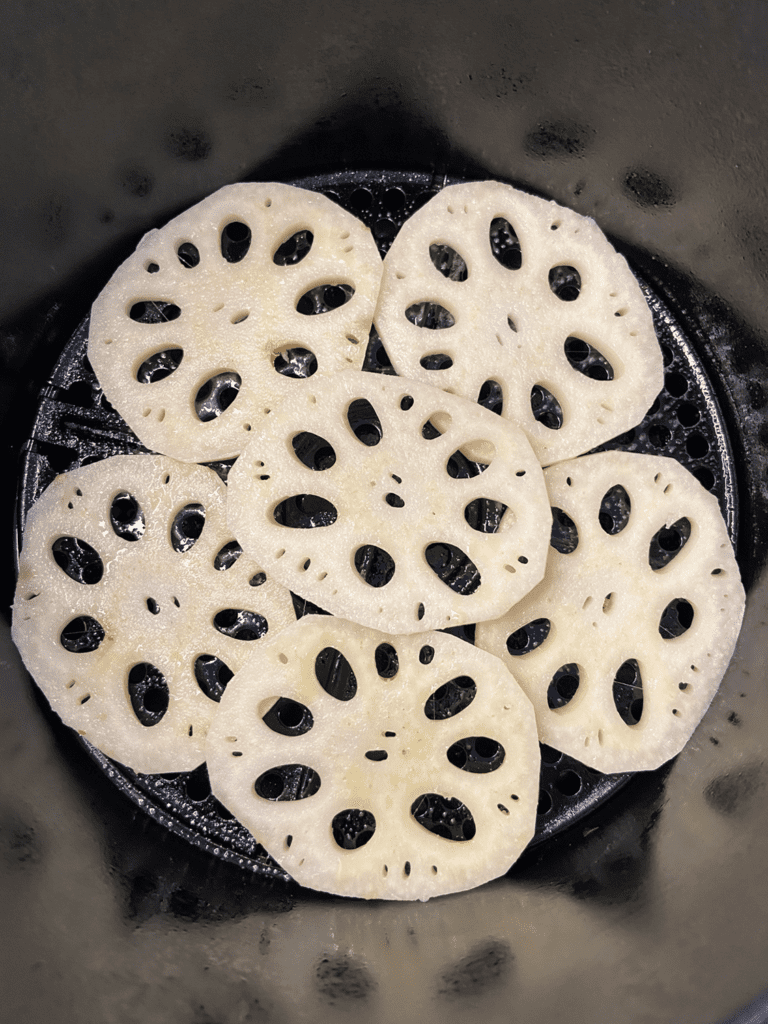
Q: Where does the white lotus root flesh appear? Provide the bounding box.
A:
[226,370,551,634]
[374,180,663,465]
[11,455,296,773]
[475,452,745,773]
[205,617,540,900]
[88,183,383,462]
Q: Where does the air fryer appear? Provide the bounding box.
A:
[1,4,767,1023]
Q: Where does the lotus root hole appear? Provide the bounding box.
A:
[405,301,455,330]
[531,385,564,430]
[490,218,522,270]
[549,265,581,301]
[297,283,355,316]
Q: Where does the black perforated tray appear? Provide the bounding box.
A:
[13,170,739,877]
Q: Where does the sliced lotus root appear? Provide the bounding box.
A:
[11,454,296,773]
[226,370,550,633]
[374,180,663,465]
[88,183,382,463]
[475,451,745,773]
[206,616,539,900]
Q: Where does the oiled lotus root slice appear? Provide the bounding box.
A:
[206,617,539,900]
[476,452,745,773]
[374,180,662,465]
[88,183,382,463]
[11,454,296,773]
[227,370,550,634]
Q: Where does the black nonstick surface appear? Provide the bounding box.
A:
[2,4,768,1024]
[13,169,741,877]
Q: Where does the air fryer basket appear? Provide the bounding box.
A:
[2,4,768,1023]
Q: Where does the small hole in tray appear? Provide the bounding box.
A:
[555,770,582,796]
[648,422,671,449]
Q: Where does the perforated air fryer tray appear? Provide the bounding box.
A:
[13,171,739,880]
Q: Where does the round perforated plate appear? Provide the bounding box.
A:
[13,170,739,876]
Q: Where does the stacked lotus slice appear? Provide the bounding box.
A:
[11,181,744,900]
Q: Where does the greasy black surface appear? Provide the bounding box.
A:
[11,170,741,874]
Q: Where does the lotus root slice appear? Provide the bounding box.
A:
[374,180,663,465]
[88,182,383,462]
[475,451,745,772]
[226,370,550,634]
[205,616,540,900]
[12,454,296,773]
